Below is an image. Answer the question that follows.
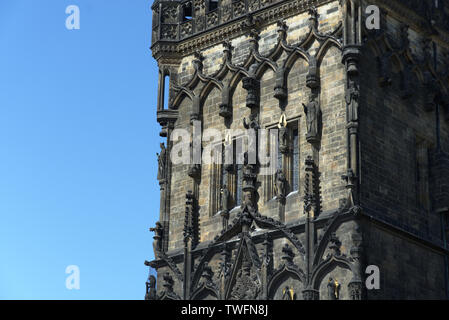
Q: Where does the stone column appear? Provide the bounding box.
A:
[341,0,363,205]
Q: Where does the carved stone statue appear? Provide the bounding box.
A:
[243,113,260,131]
[335,279,341,299]
[157,143,167,181]
[150,221,164,256]
[248,62,258,77]
[327,277,341,300]
[242,64,260,109]
[275,169,287,199]
[241,190,257,215]
[282,286,295,300]
[279,126,288,154]
[162,272,176,297]
[278,114,289,154]
[302,94,321,142]
[242,152,257,187]
[220,185,230,213]
[243,163,256,179]
[345,81,359,122]
[145,275,157,300]
[243,190,254,208]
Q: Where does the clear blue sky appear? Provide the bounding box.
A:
[0,0,161,299]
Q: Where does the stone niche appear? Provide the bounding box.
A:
[269,272,305,300]
[318,266,352,300]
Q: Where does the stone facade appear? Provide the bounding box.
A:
[145,0,449,300]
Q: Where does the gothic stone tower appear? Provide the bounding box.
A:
[145,0,449,300]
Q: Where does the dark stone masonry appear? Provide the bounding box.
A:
[145,0,449,300]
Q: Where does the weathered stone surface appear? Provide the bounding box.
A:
[146,0,449,300]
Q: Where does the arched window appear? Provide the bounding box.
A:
[284,121,300,195]
[183,2,193,21]
[291,128,299,192]
[157,69,170,111]
[163,74,169,109]
[235,162,243,206]
[213,136,245,214]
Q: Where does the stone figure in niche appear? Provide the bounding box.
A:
[279,127,289,154]
[162,272,175,295]
[335,279,341,299]
[242,151,257,178]
[157,143,167,181]
[282,286,295,300]
[243,113,260,131]
[241,190,257,217]
[223,133,234,172]
[242,152,256,194]
[275,169,287,199]
[242,117,258,165]
[242,63,260,109]
[278,113,289,154]
[220,185,230,213]
[150,221,164,256]
[345,81,359,122]
[327,277,341,300]
[145,275,157,300]
[302,93,321,142]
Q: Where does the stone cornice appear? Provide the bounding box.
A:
[151,0,336,61]
[151,0,449,63]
